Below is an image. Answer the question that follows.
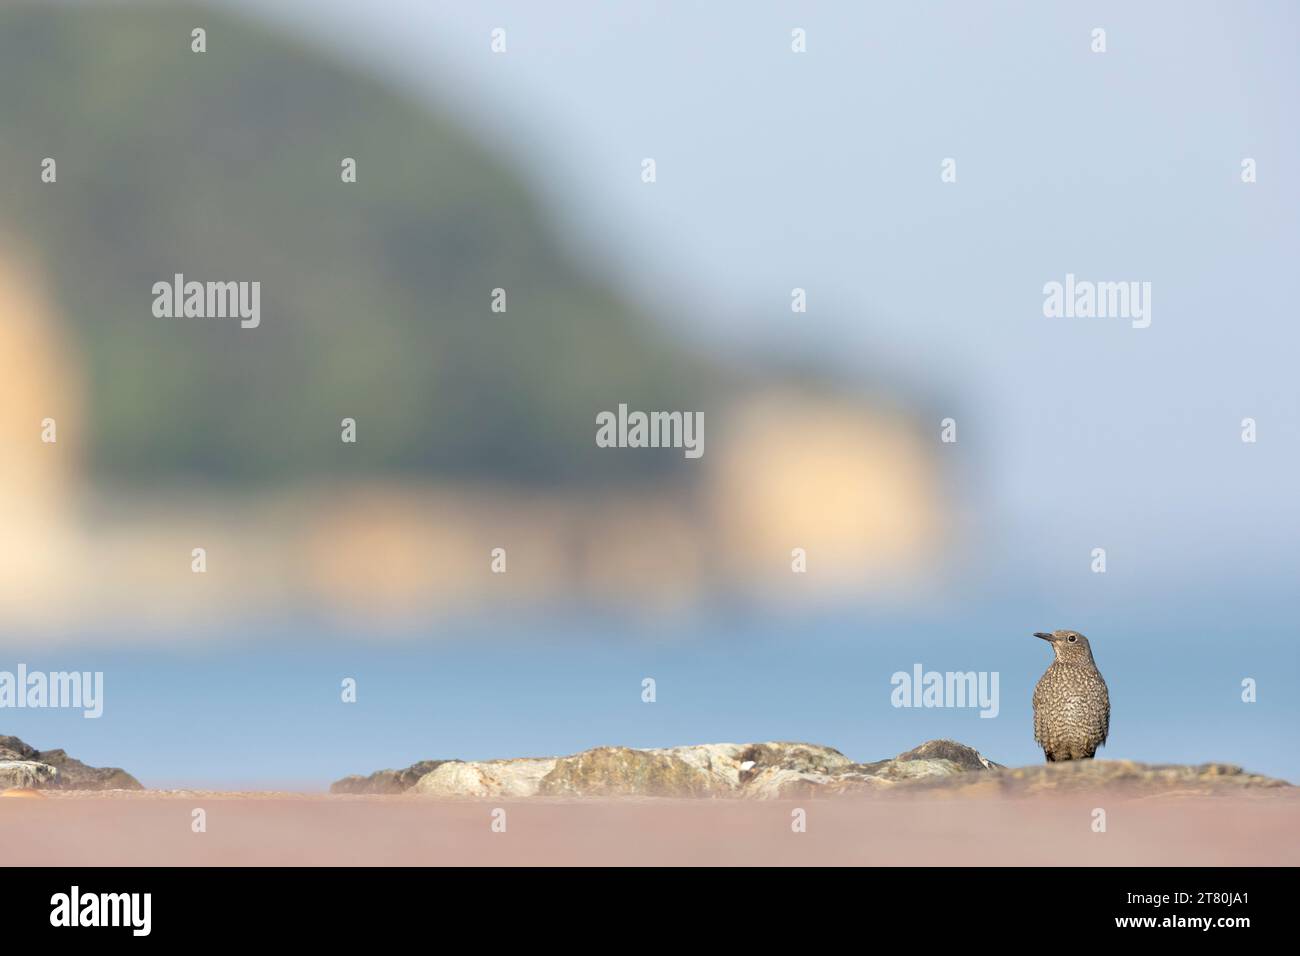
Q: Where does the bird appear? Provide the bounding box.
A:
[1031,629,1110,761]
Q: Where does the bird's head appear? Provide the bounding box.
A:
[1034,629,1096,664]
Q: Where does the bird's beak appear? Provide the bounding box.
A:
[1033,632,1054,642]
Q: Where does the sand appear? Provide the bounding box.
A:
[3,790,1298,866]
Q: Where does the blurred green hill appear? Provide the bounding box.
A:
[0,3,715,488]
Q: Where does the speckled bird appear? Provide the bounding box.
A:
[1031,629,1109,761]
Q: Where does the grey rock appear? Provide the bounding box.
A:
[0,760,59,789]
[340,738,1004,799]
[896,738,1003,771]
[0,735,142,790]
[329,760,453,795]
[911,759,1291,796]
[743,739,998,799]
[538,746,732,798]
[416,758,558,798]
[336,738,1292,800]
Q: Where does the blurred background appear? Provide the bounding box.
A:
[0,0,1296,787]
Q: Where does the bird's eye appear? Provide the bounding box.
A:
[1067,635,1077,643]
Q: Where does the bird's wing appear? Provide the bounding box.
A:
[1099,678,1110,746]
[1031,678,1047,744]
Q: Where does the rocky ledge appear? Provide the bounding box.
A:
[334,738,1290,799]
[912,759,1291,796]
[0,735,143,791]
[331,740,976,799]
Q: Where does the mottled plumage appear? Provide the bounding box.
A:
[1031,629,1109,761]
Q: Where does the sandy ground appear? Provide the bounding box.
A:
[3,791,1298,865]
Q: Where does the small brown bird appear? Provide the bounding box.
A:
[1032,629,1110,761]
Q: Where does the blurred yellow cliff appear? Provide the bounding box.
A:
[0,251,944,635]
[0,4,955,639]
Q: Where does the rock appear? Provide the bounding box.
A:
[741,738,997,799]
[0,735,35,762]
[415,758,557,798]
[896,738,1002,771]
[32,749,143,790]
[911,759,1291,796]
[0,735,141,791]
[0,760,58,789]
[538,746,734,798]
[743,767,889,800]
[329,760,453,795]
[402,742,873,799]
[649,743,750,790]
[336,739,1292,800]
[733,742,855,778]
[341,739,1004,799]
